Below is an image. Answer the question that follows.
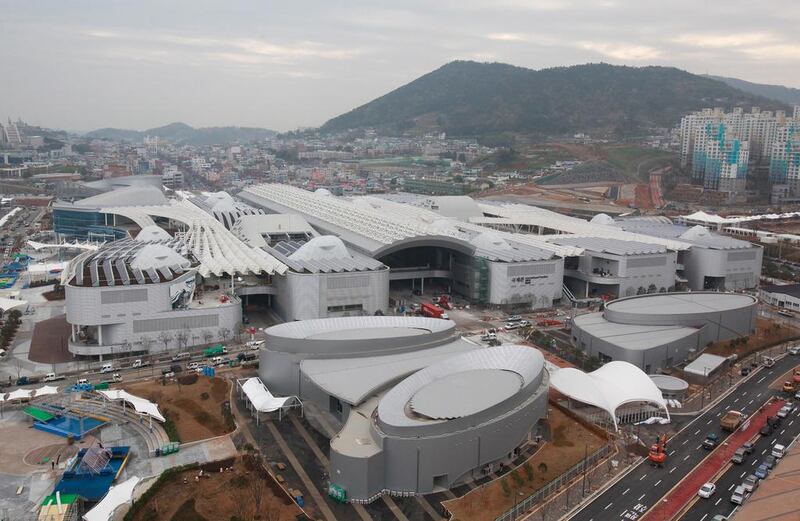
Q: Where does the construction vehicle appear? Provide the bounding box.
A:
[783,381,796,394]
[648,434,668,467]
[204,344,227,357]
[436,295,452,310]
[720,410,745,432]
[420,302,449,319]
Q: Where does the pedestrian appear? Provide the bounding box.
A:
[51,461,54,470]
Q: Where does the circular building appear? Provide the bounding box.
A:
[571,291,757,373]
[259,317,549,502]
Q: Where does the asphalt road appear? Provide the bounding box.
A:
[568,353,799,521]
[679,404,800,520]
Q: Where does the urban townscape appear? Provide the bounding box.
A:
[3,2,800,521]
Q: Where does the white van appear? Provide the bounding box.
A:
[246,340,264,350]
[772,444,786,459]
[172,352,191,361]
[100,363,114,373]
[77,378,89,385]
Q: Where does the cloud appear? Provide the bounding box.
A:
[672,32,774,49]
[486,32,529,42]
[578,41,662,61]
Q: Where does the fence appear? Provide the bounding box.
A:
[494,444,614,521]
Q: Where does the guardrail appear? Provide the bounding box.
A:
[495,444,613,521]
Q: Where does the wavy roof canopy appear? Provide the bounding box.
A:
[549,361,669,430]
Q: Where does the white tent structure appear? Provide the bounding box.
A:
[6,388,32,401]
[237,377,302,422]
[97,389,166,424]
[83,476,141,521]
[550,361,669,431]
[33,385,59,398]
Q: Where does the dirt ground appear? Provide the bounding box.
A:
[124,376,232,443]
[444,407,606,521]
[129,456,303,521]
[705,317,799,359]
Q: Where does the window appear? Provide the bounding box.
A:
[327,304,363,313]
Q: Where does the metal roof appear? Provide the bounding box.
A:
[266,315,453,341]
[572,312,698,350]
[268,236,386,274]
[605,292,757,315]
[617,221,755,250]
[377,346,545,427]
[548,236,667,256]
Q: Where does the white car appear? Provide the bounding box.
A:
[772,444,786,459]
[76,378,89,385]
[777,405,792,418]
[789,345,800,355]
[187,361,200,370]
[246,340,265,350]
[698,482,716,498]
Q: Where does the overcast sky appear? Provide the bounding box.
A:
[2,0,799,132]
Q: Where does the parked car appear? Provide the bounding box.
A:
[246,340,264,350]
[187,361,200,370]
[755,464,770,480]
[698,482,716,498]
[172,352,191,361]
[731,447,747,464]
[772,444,786,459]
[111,373,122,382]
[764,455,777,469]
[76,378,89,385]
[789,345,800,355]
[763,356,776,368]
[131,359,150,368]
[742,441,755,454]
[778,404,793,418]
[760,423,773,436]
[100,363,114,373]
[169,364,183,373]
[507,315,522,322]
[742,474,760,493]
[768,415,782,427]
[730,485,747,505]
[740,366,750,376]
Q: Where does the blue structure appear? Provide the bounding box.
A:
[54,446,130,502]
[52,208,128,241]
[29,404,108,440]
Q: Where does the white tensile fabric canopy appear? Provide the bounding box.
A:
[33,385,59,398]
[97,390,166,422]
[240,377,301,413]
[83,476,141,521]
[7,388,32,401]
[550,361,669,431]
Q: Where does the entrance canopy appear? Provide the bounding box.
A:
[550,361,669,430]
[97,389,165,422]
[239,377,301,413]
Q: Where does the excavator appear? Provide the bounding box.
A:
[648,434,668,467]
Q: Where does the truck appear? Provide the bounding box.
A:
[204,344,227,357]
[44,372,66,382]
[420,302,448,320]
[131,359,151,369]
[434,295,452,310]
[793,367,800,383]
[720,410,745,432]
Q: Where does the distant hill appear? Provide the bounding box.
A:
[321,61,788,137]
[707,75,800,107]
[86,122,277,145]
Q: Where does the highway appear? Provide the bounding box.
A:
[567,353,798,521]
[679,404,800,520]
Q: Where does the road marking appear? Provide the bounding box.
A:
[707,419,713,424]
[654,479,662,487]
[623,488,630,496]
[749,399,755,405]
[604,502,613,510]
[762,448,768,455]
[757,376,766,383]
[781,429,786,435]
[638,493,646,501]
[729,483,736,491]
[791,420,795,426]
[733,398,739,403]
[669,450,676,456]
[715,498,723,506]
[740,471,746,478]
[757,392,763,397]
[683,454,691,461]
[772,439,777,445]
[669,467,676,474]
[697,445,703,450]
[700,515,708,521]
[682,439,689,445]
[694,429,701,435]
[752,460,757,466]
[640,474,647,481]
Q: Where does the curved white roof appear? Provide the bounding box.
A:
[130,244,191,272]
[378,345,544,428]
[290,235,351,262]
[76,185,169,208]
[472,232,515,252]
[589,213,616,226]
[679,225,712,241]
[549,361,669,430]
[136,225,172,242]
[267,315,453,341]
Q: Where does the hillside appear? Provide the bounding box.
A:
[321,61,788,137]
[86,122,277,145]
[707,75,800,107]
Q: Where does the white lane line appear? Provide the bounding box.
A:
[757,377,766,383]
[781,429,786,435]
[638,493,646,501]
[669,450,676,456]
[729,483,736,491]
[790,420,795,426]
[757,392,763,397]
[669,467,676,474]
[683,454,691,461]
[700,515,708,521]
[697,445,703,450]
[762,448,768,455]
[604,502,613,510]
[751,460,758,466]
[623,488,630,496]
[733,398,740,403]
[694,429,701,435]
[707,419,713,424]
[772,439,777,445]
[715,498,723,506]
[655,479,662,487]
[749,399,755,405]
[640,473,648,481]
[740,471,747,478]
[682,439,689,445]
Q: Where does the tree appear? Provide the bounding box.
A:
[140,336,154,352]
[522,461,534,481]
[218,327,231,342]
[501,478,511,497]
[511,469,524,488]
[157,331,173,351]
[636,286,646,295]
[176,327,190,350]
[202,330,213,344]
[647,284,657,294]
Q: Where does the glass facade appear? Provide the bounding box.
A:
[53,209,128,241]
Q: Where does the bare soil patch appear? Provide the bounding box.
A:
[444,407,606,521]
[705,317,799,359]
[127,456,303,521]
[124,377,232,443]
